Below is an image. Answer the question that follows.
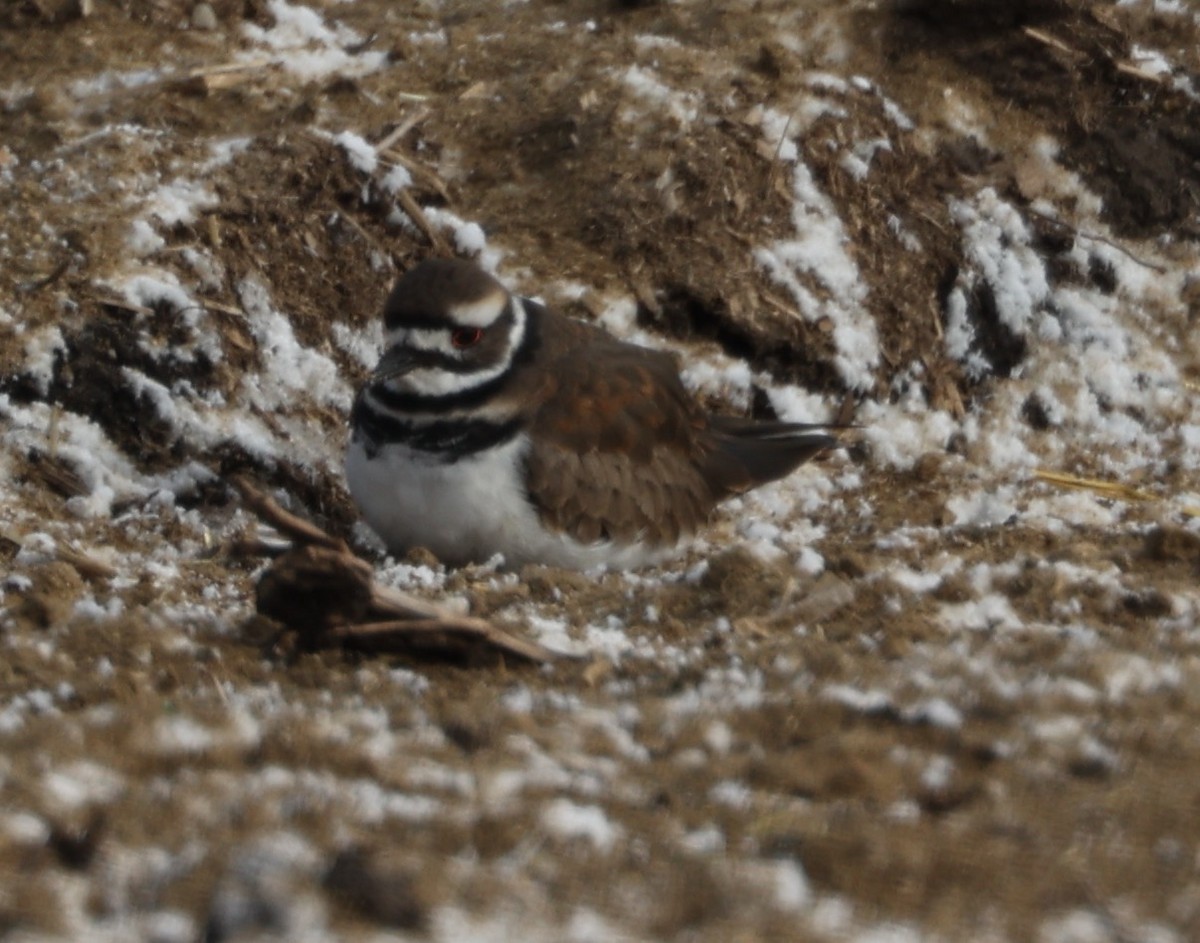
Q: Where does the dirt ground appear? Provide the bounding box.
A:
[1,0,1200,940]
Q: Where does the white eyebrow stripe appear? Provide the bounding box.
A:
[449,290,508,327]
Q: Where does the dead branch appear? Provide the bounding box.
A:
[233,477,557,665]
[329,618,553,664]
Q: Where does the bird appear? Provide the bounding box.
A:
[345,258,838,570]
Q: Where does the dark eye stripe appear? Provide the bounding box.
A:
[367,301,541,414]
[399,348,482,373]
[393,300,517,372]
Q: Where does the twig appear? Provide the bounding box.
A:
[205,668,233,708]
[380,150,453,204]
[330,618,553,663]
[394,188,451,253]
[374,106,431,153]
[18,258,70,295]
[1023,20,1171,87]
[928,297,943,342]
[368,579,458,622]
[1114,60,1167,85]
[199,299,247,317]
[757,288,806,323]
[1025,206,1167,275]
[88,295,155,317]
[765,109,796,201]
[331,207,390,259]
[231,475,347,552]
[317,123,449,248]
[225,536,294,558]
[914,209,952,238]
[1022,27,1079,57]
[171,58,279,95]
[187,58,277,77]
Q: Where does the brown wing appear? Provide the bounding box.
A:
[524,337,719,547]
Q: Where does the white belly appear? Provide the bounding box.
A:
[345,434,675,570]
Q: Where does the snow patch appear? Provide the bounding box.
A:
[540,799,621,852]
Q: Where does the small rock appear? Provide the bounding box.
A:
[47,809,105,870]
[191,2,218,30]
[33,0,90,21]
[826,551,868,578]
[1122,589,1173,618]
[913,451,943,480]
[791,572,855,624]
[323,847,428,930]
[440,704,494,753]
[1143,525,1200,565]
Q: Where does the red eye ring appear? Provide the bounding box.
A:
[451,327,484,349]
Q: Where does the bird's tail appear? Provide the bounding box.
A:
[703,416,842,496]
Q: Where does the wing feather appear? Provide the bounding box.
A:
[520,321,836,550]
[524,338,716,547]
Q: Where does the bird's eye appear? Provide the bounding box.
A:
[450,327,484,349]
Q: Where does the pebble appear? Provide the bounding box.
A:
[191,2,218,31]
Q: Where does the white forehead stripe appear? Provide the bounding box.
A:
[449,289,508,328]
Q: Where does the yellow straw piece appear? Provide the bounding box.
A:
[1033,468,1157,503]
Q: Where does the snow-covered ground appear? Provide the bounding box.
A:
[1,1,1199,940]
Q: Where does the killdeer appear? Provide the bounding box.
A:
[345,259,838,569]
